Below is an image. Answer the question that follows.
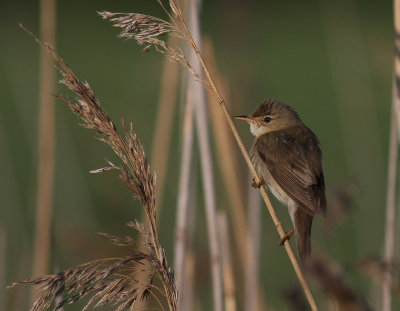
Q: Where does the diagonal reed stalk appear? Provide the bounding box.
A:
[100,1,318,309]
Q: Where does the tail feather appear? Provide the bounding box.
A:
[294,208,313,265]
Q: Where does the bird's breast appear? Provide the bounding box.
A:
[250,144,295,209]
[250,145,298,224]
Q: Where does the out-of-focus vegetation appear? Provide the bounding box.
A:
[1,0,396,310]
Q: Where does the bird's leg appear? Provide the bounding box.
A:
[279,228,294,246]
[251,177,265,188]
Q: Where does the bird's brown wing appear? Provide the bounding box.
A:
[256,130,326,216]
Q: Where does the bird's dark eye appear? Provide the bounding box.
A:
[264,116,271,123]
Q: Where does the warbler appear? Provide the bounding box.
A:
[235,99,326,264]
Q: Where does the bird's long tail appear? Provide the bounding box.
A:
[294,208,313,265]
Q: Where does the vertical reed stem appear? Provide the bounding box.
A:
[382,80,398,311]
[395,0,400,137]
[382,1,400,308]
[151,35,180,214]
[174,87,195,310]
[186,0,224,310]
[31,0,56,303]
[245,176,262,311]
[217,212,237,311]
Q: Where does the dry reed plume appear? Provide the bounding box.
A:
[98,8,209,91]
[10,25,177,311]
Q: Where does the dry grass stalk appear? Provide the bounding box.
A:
[174,84,195,309]
[382,81,399,311]
[246,176,262,311]
[185,0,224,310]
[217,212,237,311]
[395,0,400,137]
[31,0,57,303]
[181,243,195,311]
[100,1,318,309]
[180,163,197,311]
[13,25,177,311]
[151,34,180,214]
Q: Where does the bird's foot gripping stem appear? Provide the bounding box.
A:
[279,229,294,246]
[251,177,265,188]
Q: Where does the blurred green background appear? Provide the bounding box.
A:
[0,0,397,310]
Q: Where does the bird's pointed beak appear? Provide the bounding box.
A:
[234,115,263,125]
[234,115,253,122]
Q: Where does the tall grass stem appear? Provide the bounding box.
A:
[245,175,262,311]
[382,79,399,311]
[174,86,195,310]
[187,0,224,309]
[151,35,180,213]
[31,0,56,303]
[217,212,237,311]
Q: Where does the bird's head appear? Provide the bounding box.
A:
[235,99,301,137]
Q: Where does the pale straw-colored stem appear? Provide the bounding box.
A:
[395,0,400,139]
[181,175,197,311]
[173,3,318,311]
[181,246,195,311]
[245,175,262,311]
[217,212,237,311]
[382,79,398,311]
[382,1,400,309]
[31,0,56,303]
[174,87,195,310]
[187,0,224,310]
[151,35,180,213]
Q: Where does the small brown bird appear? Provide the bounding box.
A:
[235,99,326,264]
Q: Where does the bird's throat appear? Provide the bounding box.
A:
[250,123,268,137]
